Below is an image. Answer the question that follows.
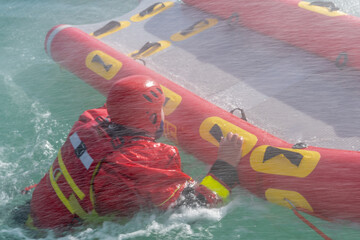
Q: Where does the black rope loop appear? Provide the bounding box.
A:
[310,1,340,12]
[227,12,240,26]
[139,2,165,17]
[230,108,247,121]
[131,42,161,58]
[180,19,210,36]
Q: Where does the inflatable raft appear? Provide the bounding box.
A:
[45,0,360,223]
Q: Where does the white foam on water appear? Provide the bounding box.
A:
[55,200,242,240]
[1,73,60,165]
[0,228,29,240]
[113,197,241,240]
[0,142,19,190]
[117,221,195,240]
[0,192,11,207]
[0,147,15,169]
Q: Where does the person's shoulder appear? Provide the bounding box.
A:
[69,105,108,135]
[78,105,108,123]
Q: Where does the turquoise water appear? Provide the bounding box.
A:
[1,0,360,239]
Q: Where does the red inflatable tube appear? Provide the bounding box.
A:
[45,25,360,223]
[183,0,360,70]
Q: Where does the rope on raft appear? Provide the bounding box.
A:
[284,198,332,240]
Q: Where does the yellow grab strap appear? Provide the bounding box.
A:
[50,164,95,220]
[68,194,88,219]
[201,175,230,200]
[170,18,218,42]
[89,161,103,208]
[57,149,85,200]
[49,150,87,218]
[49,164,75,214]
[130,2,175,22]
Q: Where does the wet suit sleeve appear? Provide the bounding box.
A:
[176,159,239,208]
[200,159,239,199]
[93,155,193,217]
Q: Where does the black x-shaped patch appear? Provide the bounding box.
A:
[264,146,303,167]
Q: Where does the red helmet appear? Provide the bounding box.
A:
[106,75,165,137]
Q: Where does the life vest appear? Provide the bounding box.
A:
[29,107,153,228]
[28,106,227,229]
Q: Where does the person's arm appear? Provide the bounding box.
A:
[201,132,243,198]
[93,133,242,217]
[93,153,193,217]
[175,132,243,208]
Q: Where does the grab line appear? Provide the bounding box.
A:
[284,198,332,240]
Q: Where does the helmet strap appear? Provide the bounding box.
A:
[107,123,150,138]
[155,120,164,140]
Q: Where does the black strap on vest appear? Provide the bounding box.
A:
[95,116,152,143]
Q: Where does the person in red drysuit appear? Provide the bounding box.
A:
[27,75,243,229]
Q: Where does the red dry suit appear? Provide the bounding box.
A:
[29,106,238,229]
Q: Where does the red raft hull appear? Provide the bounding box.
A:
[46,25,360,223]
[183,0,360,70]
